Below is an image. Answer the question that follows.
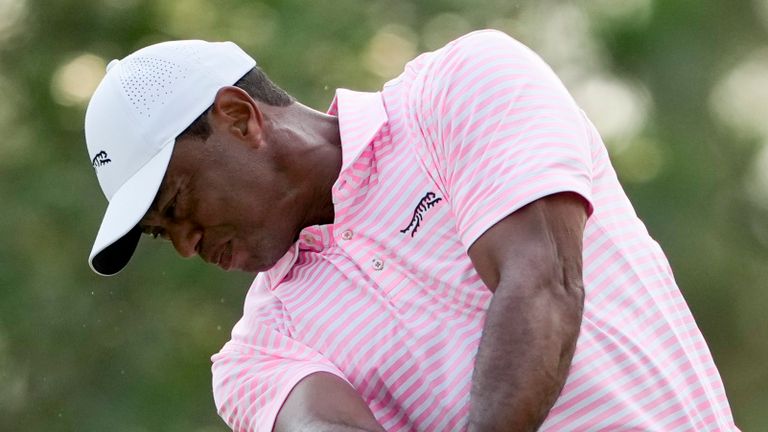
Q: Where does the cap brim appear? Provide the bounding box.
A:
[88,141,175,276]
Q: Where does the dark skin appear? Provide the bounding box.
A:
[140,87,341,273]
[141,87,586,431]
[466,192,586,432]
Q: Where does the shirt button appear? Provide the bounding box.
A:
[301,234,315,244]
[341,229,354,240]
[372,257,384,271]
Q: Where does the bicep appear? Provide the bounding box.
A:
[274,372,385,432]
[467,192,588,293]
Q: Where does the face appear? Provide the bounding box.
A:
[139,129,303,273]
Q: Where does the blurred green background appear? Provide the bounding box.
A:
[1,0,767,430]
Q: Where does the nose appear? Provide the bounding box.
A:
[166,221,202,258]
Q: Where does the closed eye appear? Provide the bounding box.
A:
[164,194,178,220]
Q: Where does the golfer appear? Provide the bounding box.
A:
[84,30,739,431]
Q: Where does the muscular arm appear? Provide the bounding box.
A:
[274,372,385,432]
[467,192,587,432]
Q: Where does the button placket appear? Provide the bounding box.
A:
[371,257,384,271]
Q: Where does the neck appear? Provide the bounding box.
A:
[260,101,342,228]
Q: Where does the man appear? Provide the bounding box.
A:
[84,30,739,431]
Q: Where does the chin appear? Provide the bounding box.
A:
[232,237,296,273]
[240,260,279,274]
[242,249,290,273]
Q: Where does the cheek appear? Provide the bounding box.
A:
[190,183,243,226]
[189,197,222,225]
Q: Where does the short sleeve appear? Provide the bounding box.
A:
[211,277,347,432]
[412,30,594,250]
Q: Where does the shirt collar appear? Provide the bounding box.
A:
[263,89,387,290]
[261,225,332,290]
[328,89,387,175]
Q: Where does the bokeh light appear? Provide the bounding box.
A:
[499,3,603,85]
[710,49,768,139]
[421,13,473,51]
[572,76,652,151]
[745,141,768,209]
[50,53,107,107]
[0,0,26,41]
[364,24,418,79]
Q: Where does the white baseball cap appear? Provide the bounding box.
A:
[85,40,256,275]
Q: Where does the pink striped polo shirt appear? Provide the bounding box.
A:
[211,30,738,431]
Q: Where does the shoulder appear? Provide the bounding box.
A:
[424,29,539,80]
[392,29,529,90]
[403,29,554,113]
[440,29,524,55]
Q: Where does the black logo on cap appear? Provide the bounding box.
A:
[92,151,111,168]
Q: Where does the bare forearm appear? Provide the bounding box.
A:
[468,278,583,432]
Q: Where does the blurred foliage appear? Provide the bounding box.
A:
[1,0,767,430]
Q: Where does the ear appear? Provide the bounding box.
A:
[210,86,265,146]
